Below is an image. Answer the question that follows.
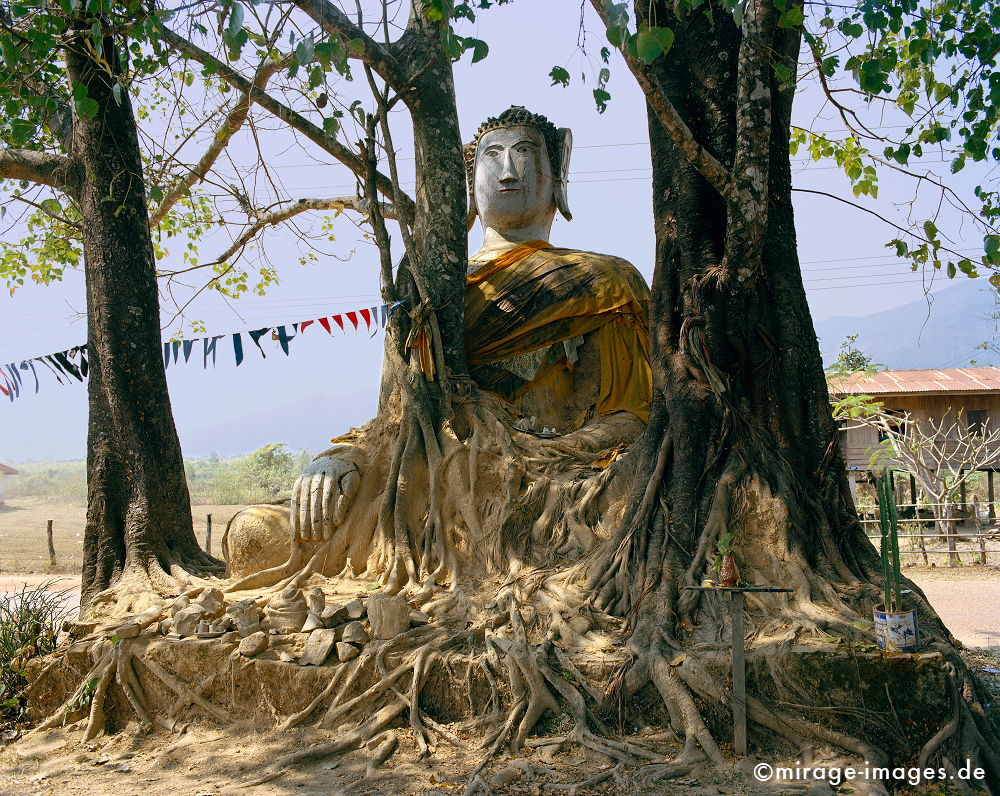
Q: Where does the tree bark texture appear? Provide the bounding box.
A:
[395,8,469,386]
[68,26,217,609]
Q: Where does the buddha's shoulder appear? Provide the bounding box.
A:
[543,247,639,269]
[543,247,646,283]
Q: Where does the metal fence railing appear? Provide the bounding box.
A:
[859,501,1000,565]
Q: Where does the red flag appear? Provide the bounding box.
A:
[332,315,345,331]
[346,311,358,330]
[318,317,332,334]
[300,320,314,333]
[359,308,371,330]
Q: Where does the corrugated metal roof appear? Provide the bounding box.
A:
[0,463,17,475]
[829,367,1000,396]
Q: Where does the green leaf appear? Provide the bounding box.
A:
[323,116,339,136]
[923,219,938,240]
[985,235,1000,265]
[593,87,611,113]
[606,25,626,48]
[636,30,663,63]
[777,4,804,28]
[226,4,244,40]
[74,97,99,120]
[295,34,314,67]
[467,37,488,63]
[549,66,570,87]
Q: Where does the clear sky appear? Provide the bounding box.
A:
[0,0,992,462]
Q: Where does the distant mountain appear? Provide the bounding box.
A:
[815,279,999,369]
[180,389,379,458]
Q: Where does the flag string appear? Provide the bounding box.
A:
[0,302,395,404]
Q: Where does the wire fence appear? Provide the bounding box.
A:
[859,501,1000,565]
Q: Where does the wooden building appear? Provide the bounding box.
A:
[828,366,1000,504]
[0,462,17,507]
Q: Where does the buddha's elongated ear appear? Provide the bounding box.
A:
[467,184,478,231]
[554,127,573,221]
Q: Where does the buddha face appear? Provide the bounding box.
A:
[474,125,556,233]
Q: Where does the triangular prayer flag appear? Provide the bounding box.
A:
[53,350,83,381]
[233,333,244,366]
[248,328,270,357]
[204,336,224,368]
[20,361,39,394]
[380,304,388,328]
[163,342,171,369]
[346,311,358,330]
[300,320,314,333]
[276,325,295,355]
[182,340,195,363]
[318,317,332,334]
[75,346,88,378]
[359,308,371,330]
[332,315,345,332]
[42,355,68,384]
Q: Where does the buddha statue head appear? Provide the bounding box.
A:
[465,106,573,236]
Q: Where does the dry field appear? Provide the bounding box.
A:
[0,497,245,573]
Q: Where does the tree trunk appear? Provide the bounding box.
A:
[590,4,881,622]
[581,3,999,782]
[67,25,219,611]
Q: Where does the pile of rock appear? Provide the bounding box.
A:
[143,587,432,668]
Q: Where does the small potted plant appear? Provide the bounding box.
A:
[714,532,739,588]
[873,470,919,652]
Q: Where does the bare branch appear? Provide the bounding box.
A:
[163,195,393,276]
[0,148,80,196]
[588,0,732,199]
[292,0,409,91]
[792,188,972,262]
[149,58,284,228]
[160,25,415,226]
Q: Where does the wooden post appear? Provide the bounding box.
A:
[959,476,967,513]
[909,474,917,506]
[989,471,996,521]
[730,591,747,757]
[46,519,55,568]
[204,514,212,555]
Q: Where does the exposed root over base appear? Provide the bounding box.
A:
[25,567,1000,795]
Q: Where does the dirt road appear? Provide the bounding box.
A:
[908,565,1000,648]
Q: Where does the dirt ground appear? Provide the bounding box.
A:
[0,714,921,796]
[1,511,998,795]
[0,499,244,573]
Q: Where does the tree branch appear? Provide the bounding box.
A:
[0,148,80,196]
[160,25,415,226]
[162,195,394,276]
[292,0,409,92]
[150,58,284,228]
[588,0,732,199]
[792,188,971,262]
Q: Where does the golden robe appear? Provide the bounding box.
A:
[464,241,652,423]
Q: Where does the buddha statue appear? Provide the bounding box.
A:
[224,107,652,581]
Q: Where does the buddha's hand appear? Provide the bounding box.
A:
[289,444,362,541]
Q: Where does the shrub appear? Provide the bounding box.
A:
[0,582,71,723]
